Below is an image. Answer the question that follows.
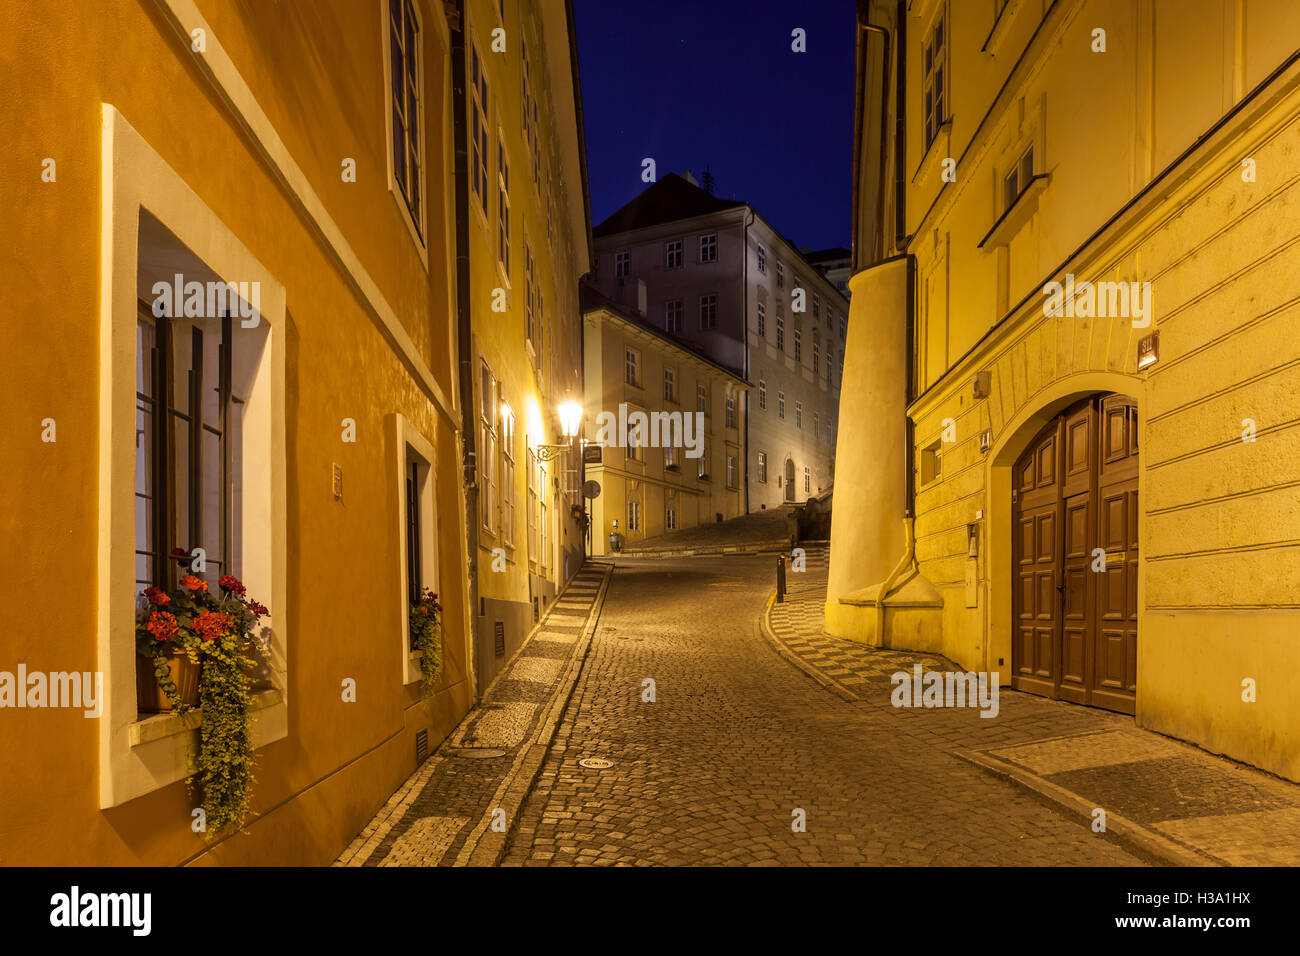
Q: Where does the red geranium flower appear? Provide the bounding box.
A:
[146,610,179,642]
[248,601,269,619]
[180,574,208,593]
[219,575,246,596]
[193,610,232,643]
[143,586,170,606]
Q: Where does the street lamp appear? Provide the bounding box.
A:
[536,399,583,462]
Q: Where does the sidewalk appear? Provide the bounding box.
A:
[763,546,1300,866]
[334,562,611,867]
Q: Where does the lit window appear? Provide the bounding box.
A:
[923,9,947,148]
[756,301,766,338]
[725,396,736,428]
[804,467,811,494]
[469,46,489,216]
[757,451,768,483]
[758,379,766,410]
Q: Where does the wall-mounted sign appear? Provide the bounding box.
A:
[583,480,601,499]
[582,445,603,464]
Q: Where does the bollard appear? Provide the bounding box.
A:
[776,554,786,603]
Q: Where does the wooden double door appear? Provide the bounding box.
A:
[1012,393,1138,714]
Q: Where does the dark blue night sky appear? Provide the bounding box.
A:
[573,0,858,252]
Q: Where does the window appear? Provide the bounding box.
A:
[758,379,766,410]
[628,497,641,532]
[757,451,768,483]
[840,315,847,340]
[726,455,737,489]
[388,0,423,234]
[699,293,717,330]
[776,311,785,351]
[664,444,677,468]
[921,440,943,485]
[777,391,786,419]
[404,461,421,605]
[813,329,821,375]
[536,454,549,568]
[757,244,766,273]
[756,301,766,338]
[923,9,947,148]
[397,418,439,671]
[813,412,819,438]
[665,298,682,334]
[500,404,515,546]
[524,245,535,347]
[827,307,834,331]
[497,134,510,274]
[615,250,630,278]
[625,347,640,387]
[699,233,718,263]
[626,429,641,462]
[1003,144,1035,211]
[664,367,676,402]
[521,38,540,189]
[776,261,784,289]
[665,502,678,530]
[665,239,682,269]
[803,466,811,494]
[827,344,834,382]
[795,401,803,428]
[479,362,498,533]
[813,293,820,319]
[698,444,709,479]
[725,396,736,428]
[470,45,490,217]
[697,383,707,414]
[135,302,233,595]
[526,447,538,557]
[794,327,802,362]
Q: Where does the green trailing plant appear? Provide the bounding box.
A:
[135,549,268,838]
[410,587,444,697]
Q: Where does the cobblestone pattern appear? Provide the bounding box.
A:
[764,550,1300,867]
[500,552,1145,866]
[334,565,609,867]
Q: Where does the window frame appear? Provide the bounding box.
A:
[699,233,718,263]
[383,0,429,258]
[396,414,440,683]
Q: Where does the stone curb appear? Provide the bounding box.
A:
[758,591,860,703]
[615,538,792,560]
[456,563,614,866]
[953,748,1225,867]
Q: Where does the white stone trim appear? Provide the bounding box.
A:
[150,0,458,427]
[98,104,289,808]
[394,414,442,687]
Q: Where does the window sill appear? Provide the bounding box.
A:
[130,688,283,748]
[978,174,1049,249]
[913,120,954,187]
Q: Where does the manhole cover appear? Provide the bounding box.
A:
[453,748,508,759]
[578,757,614,770]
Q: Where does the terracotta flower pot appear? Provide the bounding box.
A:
[136,651,201,714]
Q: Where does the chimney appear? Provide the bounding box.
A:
[682,170,699,187]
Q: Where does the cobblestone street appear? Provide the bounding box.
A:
[499,552,1149,866]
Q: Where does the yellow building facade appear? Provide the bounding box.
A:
[458,0,591,689]
[0,0,588,865]
[833,0,1300,780]
[582,290,748,555]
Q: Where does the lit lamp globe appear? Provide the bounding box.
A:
[558,401,583,439]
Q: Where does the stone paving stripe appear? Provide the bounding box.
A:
[510,657,564,684]
[989,730,1181,775]
[1153,807,1300,866]
[466,702,538,748]
[378,815,470,867]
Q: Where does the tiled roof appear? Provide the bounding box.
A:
[592,173,745,237]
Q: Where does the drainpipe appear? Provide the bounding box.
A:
[742,207,754,515]
[450,1,482,700]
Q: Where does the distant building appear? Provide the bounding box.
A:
[804,247,853,300]
[581,286,748,555]
[591,173,847,515]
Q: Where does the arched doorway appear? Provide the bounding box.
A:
[1012,392,1138,714]
[784,458,795,502]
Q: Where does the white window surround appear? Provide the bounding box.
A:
[380,0,430,262]
[394,414,441,687]
[98,104,288,809]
